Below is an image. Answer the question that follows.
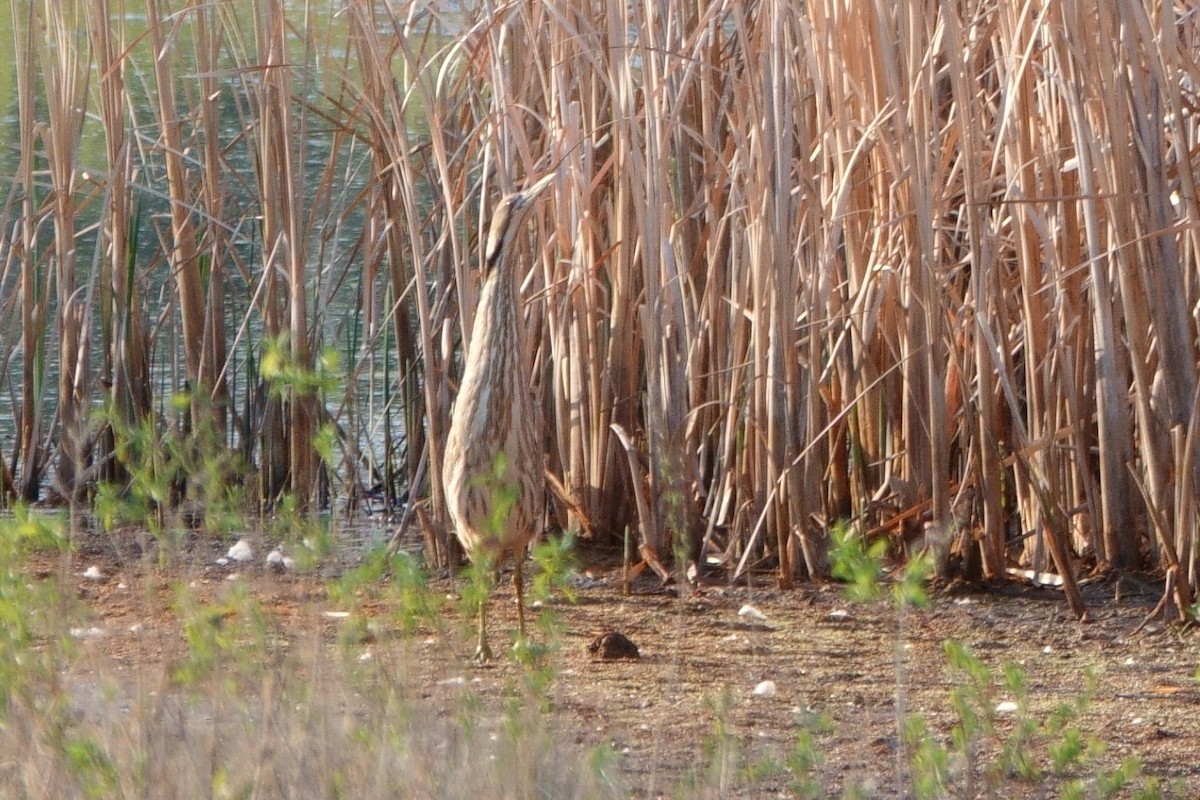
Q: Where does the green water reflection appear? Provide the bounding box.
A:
[0,1,449,493]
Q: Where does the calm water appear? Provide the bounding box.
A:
[0,1,446,496]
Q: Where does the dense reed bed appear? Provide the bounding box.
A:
[2,0,1200,609]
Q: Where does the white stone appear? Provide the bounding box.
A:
[227,539,253,562]
[69,626,105,639]
[738,604,767,621]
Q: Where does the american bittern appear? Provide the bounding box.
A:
[443,173,554,662]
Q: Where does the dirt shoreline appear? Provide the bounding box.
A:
[43,533,1200,798]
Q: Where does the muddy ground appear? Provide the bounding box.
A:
[45,525,1200,799]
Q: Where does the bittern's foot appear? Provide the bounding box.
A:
[472,642,495,665]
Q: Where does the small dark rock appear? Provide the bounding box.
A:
[588,630,640,661]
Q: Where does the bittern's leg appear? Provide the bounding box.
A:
[474,594,493,664]
[513,557,526,641]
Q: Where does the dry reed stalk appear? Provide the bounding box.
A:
[643,13,706,573]
[993,1,1061,572]
[86,0,151,486]
[346,0,416,506]
[1119,1,1194,599]
[729,1,794,582]
[548,0,645,542]
[255,0,321,504]
[11,0,50,502]
[145,0,209,411]
[42,0,91,499]
[803,1,903,576]
[538,0,622,542]
[192,0,230,438]
[939,0,1004,578]
[345,0,477,557]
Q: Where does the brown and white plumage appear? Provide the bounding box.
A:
[443,174,553,662]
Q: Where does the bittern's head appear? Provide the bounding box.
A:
[483,173,556,274]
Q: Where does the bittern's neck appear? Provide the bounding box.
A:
[474,262,522,335]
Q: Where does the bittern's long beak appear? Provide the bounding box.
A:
[517,172,556,206]
[484,171,558,271]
